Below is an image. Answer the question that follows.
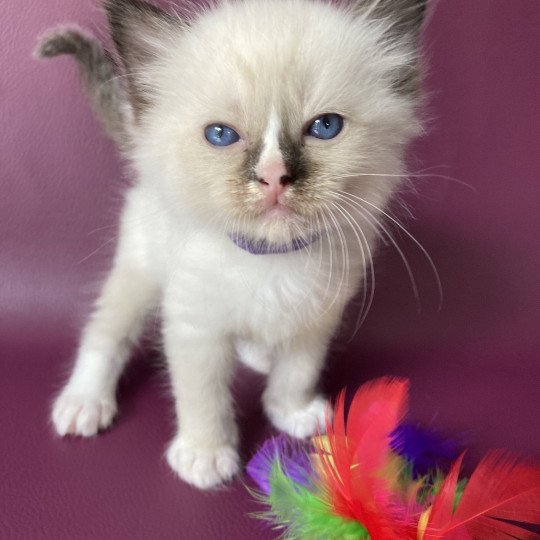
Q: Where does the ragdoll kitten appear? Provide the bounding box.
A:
[37,0,427,489]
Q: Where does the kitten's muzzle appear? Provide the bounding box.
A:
[256,159,295,207]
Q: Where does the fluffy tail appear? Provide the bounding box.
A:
[35,28,132,147]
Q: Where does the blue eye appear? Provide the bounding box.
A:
[306,113,343,140]
[204,124,240,146]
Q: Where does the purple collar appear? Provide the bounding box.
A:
[229,233,319,255]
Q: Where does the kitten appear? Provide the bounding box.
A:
[37,0,427,489]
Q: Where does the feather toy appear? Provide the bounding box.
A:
[390,423,460,477]
[246,377,540,539]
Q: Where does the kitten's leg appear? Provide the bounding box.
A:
[263,330,332,439]
[163,319,239,489]
[236,339,272,374]
[52,265,158,437]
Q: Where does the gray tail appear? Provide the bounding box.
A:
[35,28,132,148]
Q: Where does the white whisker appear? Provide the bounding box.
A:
[330,201,375,337]
[336,190,442,312]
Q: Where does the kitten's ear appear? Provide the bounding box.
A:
[355,0,428,42]
[355,0,428,96]
[105,0,183,116]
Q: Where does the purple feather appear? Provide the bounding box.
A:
[246,434,314,495]
[391,423,461,476]
[247,424,461,494]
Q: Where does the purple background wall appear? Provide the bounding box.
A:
[1,1,539,538]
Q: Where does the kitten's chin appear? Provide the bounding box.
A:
[262,203,293,221]
[248,208,315,245]
[225,201,317,246]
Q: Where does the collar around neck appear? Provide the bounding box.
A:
[229,233,319,255]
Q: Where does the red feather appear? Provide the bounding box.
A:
[424,450,540,539]
[317,377,415,539]
[425,453,466,536]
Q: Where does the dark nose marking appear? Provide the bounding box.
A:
[242,142,262,184]
[241,131,310,188]
[279,132,308,184]
[280,174,294,186]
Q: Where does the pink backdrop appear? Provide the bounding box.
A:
[1,1,539,538]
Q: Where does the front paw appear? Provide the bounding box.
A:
[51,390,117,437]
[166,437,240,489]
[265,395,329,439]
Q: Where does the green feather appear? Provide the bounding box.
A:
[252,460,370,540]
[423,470,468,511]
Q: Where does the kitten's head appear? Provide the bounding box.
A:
[108,0,427,245]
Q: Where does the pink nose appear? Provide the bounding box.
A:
[256,160,294,205]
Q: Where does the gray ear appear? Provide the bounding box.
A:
[105,0,182,116]
[355,0,428,96]
[357,0,428,40]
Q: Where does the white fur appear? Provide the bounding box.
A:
[258,108,281,166]
[52,0,423,489]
